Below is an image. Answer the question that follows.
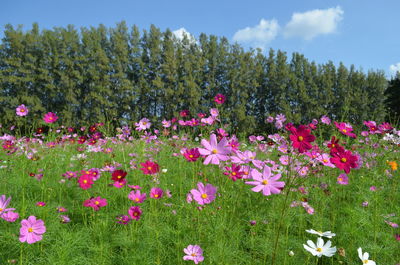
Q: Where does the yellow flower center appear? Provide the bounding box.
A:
[201,193,208,199]
[316,248,322,252]
[83,180,87,184]
[189,155,193,158]
[298,136,304,141]
[363,260,368,264]
[232,172,236,176]
[323,159,328,163]
[191,253,197,257]
[134,212,138,216]
[21,109,25,112]
[95,201,99,205]
[147,167,152,170]
[212,149,218,154]
[117,175,121,179]
[135,198,140,202]
[0,208,3,212]
[154,194,159,198]
[331,144,335,148]
[342,129,347,133]
[341,158,347,163]
[142,122,147,125]
[28,227,33,233]
[338,178,343,181]
[262,180,268,185]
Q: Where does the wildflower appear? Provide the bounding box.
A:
[16,104,29,116]
[19,216,46,244]
[135,118,151,131]
[337,174,349,185]
[321,115,331,125]
[395,234,400,241]
[36,202,46,207]
[0,195,15,217]
[303,237,336,257]
[288,250,295,256]
[183,148,200,162]
[214,93,226,104]
[83,197,107,211]
[266,116,274,123]
[59,215,71,223]
[387,160,398,171]
[357,248,376,265]
[1,211,19,222]
[140,160,160,175]
[113,179,127,188]
[116,215,131,224]
[78,174,94,190]
[334,121,357,138]
[128,206,142,220]
[128,190,147,203]
[190,182,217,205]
[330,149,358,174]
[289,125,315,153]
[362,201,369,207]
[111,169,127,182]
[198,134,231,165]
[369,186,376,191]
[249,220,257,226]
[183,245,204,264]
[305,229,336,238]
[224,164,245,181]
[245,166,285,196]
[150,187,163,199]
[56,207,67,213]
[43,112,58,123]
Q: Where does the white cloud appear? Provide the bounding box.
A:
[172,27,196,43]
[389,63,400,75]
[233,19,279,50]
[283,6,344,40]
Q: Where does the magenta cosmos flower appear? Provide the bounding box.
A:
[334,121,357,138]
[128,206,142,220]
[19,216,46,244]
[190,182,217,205]
[337,173,349,185]
[16,104,29,116]
[83,197,107,211]
[183,148,200,162]
[198,134,231,165]
[0,195,15,217]
[330,149,358,174]
[150,187,164,199]
[245,166,285,196]
[289,125,315,153]
[78,174,94,190]
[140,160,160,175]
[183,245,204,264]
[43,112,58,123]
[128,190,147,203]
[214,93,226,104]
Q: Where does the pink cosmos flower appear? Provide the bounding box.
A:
[140,160,160,175]
[83,197,107,211]
[245,166,285,196]
[16,104,29,116]
[113,179,127,188]
[128,206,142,220]
[128,190,147,203]
[0,195,15,217]
[214,93,226,104]
[1,211,19,222]
[190,182,217,205]
[183,245,204,264]
[150,187,163,199]
[43,112,58,123]
[36,202,46,207]
[337,173,349,185]
[135,118,151,131]
[198,134,231,165]
[116,215,131,224]
[321,115,331,125]
[334,121,357,138]
[19,216,46,244]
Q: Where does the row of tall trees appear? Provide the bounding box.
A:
[0,22,391,133]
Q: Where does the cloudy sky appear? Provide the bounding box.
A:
[1,0,399,77]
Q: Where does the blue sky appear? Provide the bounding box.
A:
[1,0,399,77]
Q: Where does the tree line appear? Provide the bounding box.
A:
[0,22,396,134]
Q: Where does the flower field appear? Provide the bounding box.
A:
[0,99,399,265]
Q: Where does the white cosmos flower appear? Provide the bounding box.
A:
[358,248,376,265]
[306,229,336,238]
[303,237,336,257]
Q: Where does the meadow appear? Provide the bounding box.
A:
[0,100,399,265]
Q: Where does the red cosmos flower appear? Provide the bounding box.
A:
[327,136,345,154]
[214,93,226,104]
[334,122,357,138]
[289,125,316,153]
[183,148,200,162]
[330,149,358,174]
[78,174,93,189]
[140,161,160,175]
[179,110,190,118]
[77,136,87,144]
[111,169,127,182]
